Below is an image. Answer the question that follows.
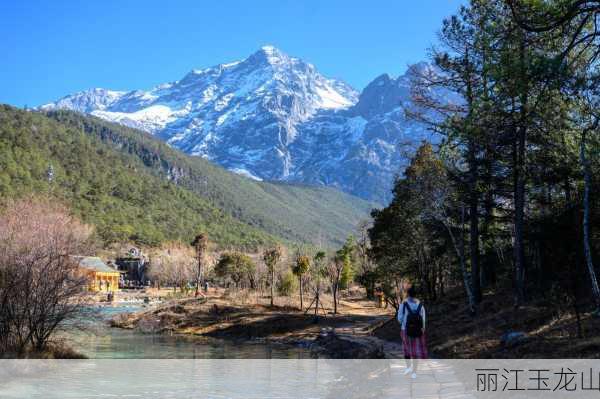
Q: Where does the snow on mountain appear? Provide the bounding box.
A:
[40,47,440,203]
[289,62,442,202]
[40,88,126,113]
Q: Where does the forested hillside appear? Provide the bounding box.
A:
[0,105,374,248]
[365,0,600,341]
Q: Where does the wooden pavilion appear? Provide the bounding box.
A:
[74,256,121,292]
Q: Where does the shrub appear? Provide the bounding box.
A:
[215,252,256,289]
[277,270,298,296]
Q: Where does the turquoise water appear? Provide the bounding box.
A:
[0,359,469,399]
[0,359,375,398]
[1,307,462,398]
[64,305,312,359]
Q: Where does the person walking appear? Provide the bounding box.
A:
[397,286,427,379]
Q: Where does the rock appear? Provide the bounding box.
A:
[136,315,163,333]
[110,312,135,328]
[500,331,528,347]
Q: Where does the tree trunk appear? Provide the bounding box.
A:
[333,283,338,314]
[513,124,527,306]
[468,140,481,304]
[299,276,304,310]
[195,254,203,297]
[270,269,275,307]
[444,206,476,315]
[513,32,529,307]
[464,46,481,304]
[481,180,495,287]
[581,129,600,311]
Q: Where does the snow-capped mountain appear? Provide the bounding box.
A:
[288,62,442,202]
[40,46,438,203]
[45,88,127,113]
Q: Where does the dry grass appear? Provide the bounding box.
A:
[373,286,600,358]
[113,285,600,358]
[112,287,393,346]
[1,342,87,359]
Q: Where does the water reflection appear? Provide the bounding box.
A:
[0,359,470,399]
[64,305,312,359]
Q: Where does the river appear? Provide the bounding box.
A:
[1,306,456,398]
[64,304,313,359]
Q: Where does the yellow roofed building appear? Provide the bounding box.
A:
[74,256,121,292]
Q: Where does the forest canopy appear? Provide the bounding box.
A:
[366,0,600,319]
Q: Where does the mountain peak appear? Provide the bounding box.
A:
[38,49,434,203]
[370,73,393,86]
[247,45,291,66]
[406,61,438,80]
[259,44,280,55]
[39,88,125,113]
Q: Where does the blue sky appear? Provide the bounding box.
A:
[0,0,464,107]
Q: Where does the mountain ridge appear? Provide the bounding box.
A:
[40,47,439,203]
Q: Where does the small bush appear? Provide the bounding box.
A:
[277,271,298,296]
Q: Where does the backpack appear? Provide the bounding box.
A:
[404,302,423,338]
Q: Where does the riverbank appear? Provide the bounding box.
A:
[110,289,403,358]
[1,342,87,359]
[104,285,600,358]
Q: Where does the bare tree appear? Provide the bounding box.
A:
[191,233,209,296]
[355,220,377,299]
[0,197,93,354]
[149,242,195,293]
[326,254,344,314]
